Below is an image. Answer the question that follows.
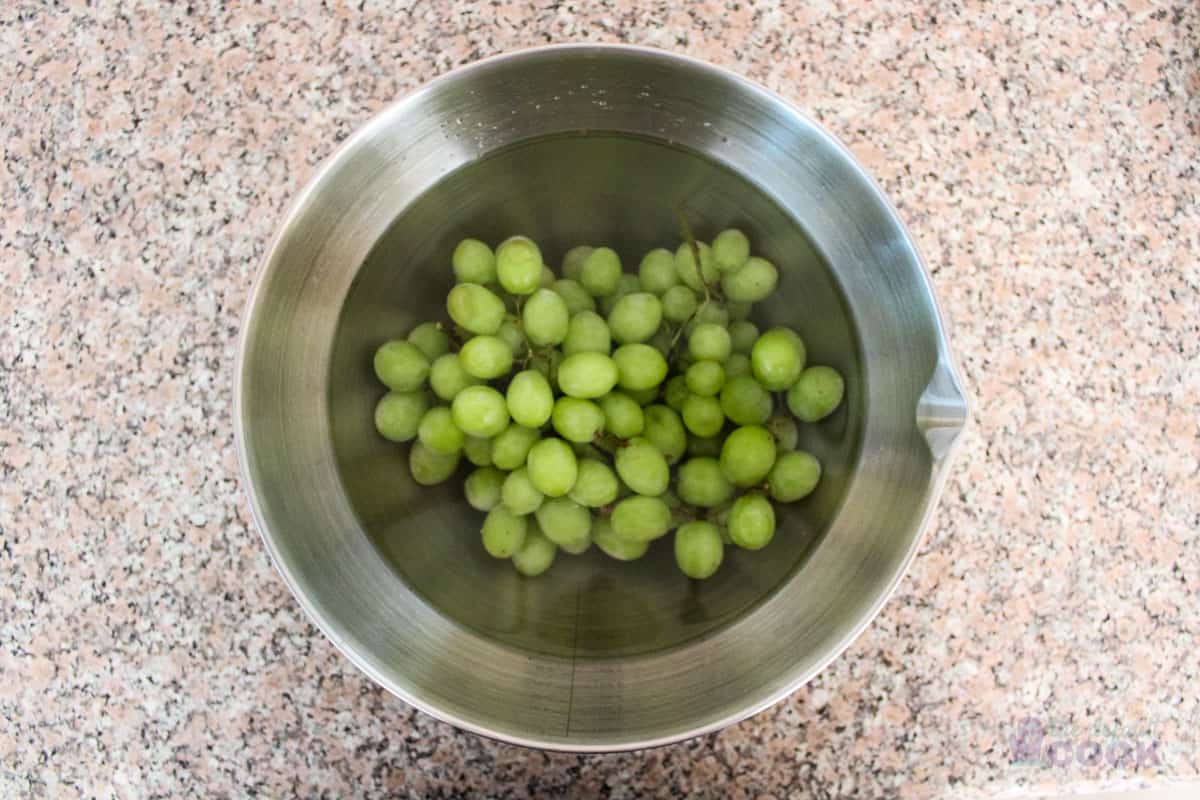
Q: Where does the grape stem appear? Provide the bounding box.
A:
[668,206,722,359]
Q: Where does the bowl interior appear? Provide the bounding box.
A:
[328,132,863,659]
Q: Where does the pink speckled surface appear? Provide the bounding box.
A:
[2,2,1198,797]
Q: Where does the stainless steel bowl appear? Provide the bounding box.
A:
[235,44,968,751]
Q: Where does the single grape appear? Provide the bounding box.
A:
[535,497,592,552]
[526,438,578,497]
[522,288,570,346]
[463,434,493,466]
[409,440,461,486]
[490,424,540,470]
[464,466,506,511]
[530,348,563,385]
[496,318,526,358]
[610,496,673,542]
[599,392,644,438]
[580,246,622,297]
[727,301,752,321]
[608,292,664,344]
[374,390,428,442]
[446,283,507,335]
[624,385,660,406]
[687,302,730,333]
[661,285,699,323]
[720,375,773,426]
[373,340,430,391]
[553,278,597,315]
[459,335,514,379]
[674,521,724,579]
[729,320,759,354]
[512,526,557,576]
[765,412,799,451]
[638,248,679,294]
[682,394,725,437]
[720,425,777,487]
[722,256,779,303]
[688,434,723,458]
[505,369,554,429]
[685,360,725,396]
[556,351,619,398]
[751,328,805,391]
[593,516,650,561]
[724,352,752,379]
[769,450,821,502]
[674,241,719,291]
[677,457,734,507]
[642,404,687,464]
[664,375,690,412]
[612,344,668,391]
[728,494,776,550]
[452,238,496,284]
[559,532,591,555]
[711,229,750,272]
[561,310,612,356]
[569,459,620,507]
[501,467,544,515]
[481,506,527,557]
[561,245,594,281]
[451,385,510,437]
[496,236,544,295]
[615,437,670,496]
[688,323,732,362]
[600,274,641,317]
[787,365,846,422]
[552,397,606,443]
[429,353,479,401]
[539,265,556,288]
[647,326,673,357]
[407,321,450,360]
[417,406,465,454]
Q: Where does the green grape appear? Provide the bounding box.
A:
[556,352,619,398]
[642,404,687,464]
[580,246,622,297]
[768,450,821,502]
[409,440,461,486]
[661,285,699,323]
[711,228,750,273]
[464,467,505,511]
[688,434,723,458]
[417,406,465,453]
[687,302,731,333]
[638,247,679,293]
[374,390,428,442]
[530,348,563,385]
[553,279,597,315]
[463,434,493,466]
[674,241,719,291]
[720,425,777,487]
[612,344,668,391]
[496,236,544,295]
[452,238,496,284]
[751,328,805,391]
[766,412,799,451]
[724,352,752,379]
[522,288,570,346]
[490,424,540,470]
[600,273,642,316]
[727,301,752,321]
[593,516,650,561]
[720,375,773,426]
[373,340,430,391]
[512,527,557,576]
[688,323,732,362]
[481,506,527,557]
[610,495,673,542]
[501,467,544,515]
[407,321,450,360]
[446,283,507,335]
[552,397,606,443]
[728,494,775,550]
[722,256,779,303]
[682,394,725,437]
[647,326,673,357]
[569,459,620,507]
[505,369,554,429]
[661,488,683,509]
[787,365,845,422]
[614,437,670,496]
[729,320,759,354]
[625,385,660,406]
[561,310,612,356]
[599,392,644,438]
[709,503,734,544]
[526,438,578,497]
[535,497,592,551]
[561,245,594,281]
[429,353,480,401]
[495,317,526,357]
[677,457,734,507]
[451,385,510,437]
[608,292,663,344]
[539,265,556,289]
[664,375,690,412]
[459,335,514,379]
[674,521,724,579]
[685,360,725,396]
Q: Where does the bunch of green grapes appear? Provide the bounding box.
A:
[370,230,845,580]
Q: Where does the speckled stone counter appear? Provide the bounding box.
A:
[3,2,1198,797]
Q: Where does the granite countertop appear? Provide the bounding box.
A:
[3,2,1198,797]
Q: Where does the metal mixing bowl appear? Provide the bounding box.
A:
[235,44,968,751]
